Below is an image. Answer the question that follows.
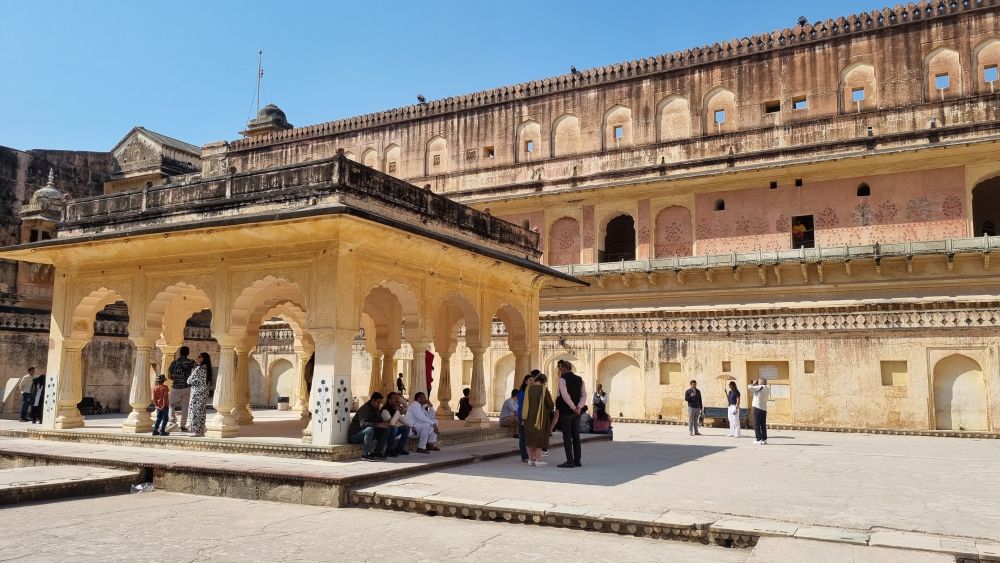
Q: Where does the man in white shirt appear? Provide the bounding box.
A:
[18,367,36,422]
[748,378,770,445]
[404,392,441,453]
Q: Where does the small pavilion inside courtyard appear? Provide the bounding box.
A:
[0,155,582,445]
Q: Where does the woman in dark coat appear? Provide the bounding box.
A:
[521,373,555,466]
[29,374,46,423]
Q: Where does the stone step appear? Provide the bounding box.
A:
[0,464,143,505]
[346,488,1000,561]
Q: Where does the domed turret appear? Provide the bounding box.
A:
[21,169,67,224]
[241,103,293,137]
[29,170,65,207]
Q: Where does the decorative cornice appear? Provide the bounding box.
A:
[539,301,1000,336]
[230,0,996,150]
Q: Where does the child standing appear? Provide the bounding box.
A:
[152,375,170,436]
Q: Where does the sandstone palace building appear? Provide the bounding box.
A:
[2,1,1000,435]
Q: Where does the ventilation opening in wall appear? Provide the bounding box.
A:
[387,161,397,174]
[659,362,681,385]
[857,183,871,197]
[804,360,815,374]
[524,140,534,153]
[792,96,808,110]
[984,65,998,88]
[791,214,815,249]
[795,178,803,187]
[880,360,908,386]
[521,220,530,229]
[763,100,781,114]
[613,125,624,141]
[722,361,731,372]
[769,181,778,190]
[714,199,725,211]
[934,73,950,92]
[851,87,866,104]
[484,146,495,159]
[714,109,726,125]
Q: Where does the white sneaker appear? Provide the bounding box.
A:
[528,460,536,466]
[542,450,549,457]
[761,440,767,445]
[534,461,548,467]
[754,440,761,445]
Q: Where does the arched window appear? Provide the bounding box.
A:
[973,176,1000,236]
[601,214,636,262]
[714,199,726,211]
[857,183,871,197]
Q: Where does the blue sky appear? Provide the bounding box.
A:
[1,0,881,152]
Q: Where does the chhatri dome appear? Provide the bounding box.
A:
[29,169,65,206]
[241,103,293,137]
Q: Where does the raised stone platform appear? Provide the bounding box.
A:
[0,410,514,461]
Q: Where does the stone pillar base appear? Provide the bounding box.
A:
[54,409,84,430]
[121,412,152,433]
[206,413,239,438]
[464,419,492,429]
[234,406,254,424]
[436,409,455,421]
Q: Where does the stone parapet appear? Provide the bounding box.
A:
[54,155,540,259]
[228,1,998,151]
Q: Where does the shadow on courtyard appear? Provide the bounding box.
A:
[443,440,735,486]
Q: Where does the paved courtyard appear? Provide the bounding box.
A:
[359,423,1000,542]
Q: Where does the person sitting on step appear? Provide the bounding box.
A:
[456,387,472,420]
[348,392,389,460]
[381,392,411,457]
[499,389,519,430]
[404,392,441,453]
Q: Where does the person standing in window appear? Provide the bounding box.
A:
[684,380,703,436]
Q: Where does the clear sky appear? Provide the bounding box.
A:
[1,0,882,152]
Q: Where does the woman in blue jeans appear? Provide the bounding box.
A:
[516,373,535,462]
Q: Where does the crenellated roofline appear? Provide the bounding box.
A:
[229,0,998,151]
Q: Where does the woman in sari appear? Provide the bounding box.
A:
[186,352,212,437]
[521,373,556,466]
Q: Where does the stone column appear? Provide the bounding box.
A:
[292,348,310,414]
[512,348,531,381]
[636,198,651,259]
[380,348,398,398]
[435,348,455,420]
[157,345,179,378]
[53,341,86,429]
[232,347,254,425]
[409,339,431,401]
[309,328,356,445]
[368,349,382,397]
[465,345,489,427]
[207,341,240,438]
[122,343,154,433]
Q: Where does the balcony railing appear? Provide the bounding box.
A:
[552,236,998,276]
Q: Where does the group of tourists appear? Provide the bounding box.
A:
[348,390,441,459]
[152,346,213,437]
[684,377,771,444]
[17,366,46,423]
[515,359,595,468]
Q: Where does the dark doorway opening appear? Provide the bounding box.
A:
[973,177,1000,236]
[602,214,636,262]
[791,215,815,249]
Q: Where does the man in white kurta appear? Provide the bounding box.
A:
[404,392,440,452]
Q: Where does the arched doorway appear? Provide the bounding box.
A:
[492,353,516,411]
[268,358,296,406]
[933,354,987,431]
[601,214,636,262]
[972,176,1000,236]
[597,353,643,418]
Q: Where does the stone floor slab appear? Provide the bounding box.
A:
[793,525,869,545]
[710,518,799,537]
[749,537,955,563]
[869,531,979,558]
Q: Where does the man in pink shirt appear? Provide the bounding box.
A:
[555,359,587,468]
